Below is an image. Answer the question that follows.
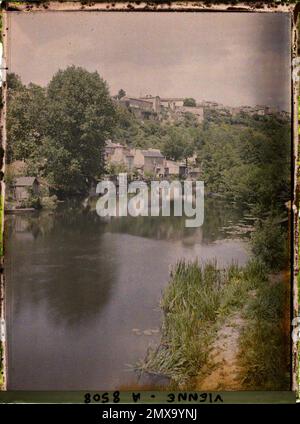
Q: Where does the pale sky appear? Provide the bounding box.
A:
[8,11,291,111]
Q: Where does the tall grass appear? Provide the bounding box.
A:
[0,342,3,389]
[137,259,269,388]
[239,278,290,389]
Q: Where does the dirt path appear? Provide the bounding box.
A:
[196,312,246,391]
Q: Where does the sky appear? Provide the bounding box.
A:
[8,11,291,111]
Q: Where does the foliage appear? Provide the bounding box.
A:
[161,126,195,164]
[183,98,196,107]
[7,67,117,195]
[198,119,291,212]
[137,259,270,388]
[117,88,126,100]
[0,341,3,389]
[19,195,41,209]
[251,216,288,271]
[239,275,290,389]
[7,75,48,163]
[40,195,58,210]
[106,162,128,176]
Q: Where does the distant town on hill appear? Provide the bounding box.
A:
[113,92,290,124]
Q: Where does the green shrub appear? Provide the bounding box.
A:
[251,216,288,271]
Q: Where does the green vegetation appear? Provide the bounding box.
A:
[0,194,3,256]
[137,259,289,389]
[199,119,291,214]
[183,98,196,107]
[7,68,117,195]
[0,342,3,390]
[239,274,290,390]
[251,216,288,271]
[7,67,290,213]
[133,105,291,389]
[5,64,292,390]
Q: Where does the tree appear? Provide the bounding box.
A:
[162,126,195,166]
[117,88,126,100]
[42,66,117,194]
[183,98,196,107]
[7,73,24,96]
[7,74,48,163]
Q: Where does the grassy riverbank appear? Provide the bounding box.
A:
[0,342,3,390]
[138,259,290,390]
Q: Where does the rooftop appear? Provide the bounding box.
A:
[142,150,164,158]
[14,177,38,186]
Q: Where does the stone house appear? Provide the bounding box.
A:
[188,168,201,180]
[164,160,180,176]
[13,177,40,201]
[176,106,204,123]
[119,97,160,120]
[160,98,185,110]
[142,150,165,175]
[131,149,145,170]
[105,140,133,168]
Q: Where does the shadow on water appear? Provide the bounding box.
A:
[5,207,118,327]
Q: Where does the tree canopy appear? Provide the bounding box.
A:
[7,66,117,194]
[183,98,196,107]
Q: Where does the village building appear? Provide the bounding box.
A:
[130,148,145,170]
[118,95,204,123]
[159,97,185,110]
[119,97,160,120]
[104,140,132,166]
[142,150,165,175]
[13,177,40,201]
[164,160,180,177]
[105,142,166,176]
[104,142,201,179]
[176,106,204,123]
[188,168,201,180]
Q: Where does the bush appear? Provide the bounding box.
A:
[251,216,288,271]
[40,195,58,210]
[20,195,41,209]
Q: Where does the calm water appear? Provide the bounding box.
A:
[5,199,252,389]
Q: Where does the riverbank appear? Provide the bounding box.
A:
[0,342,3,390]
[137,259,290,390]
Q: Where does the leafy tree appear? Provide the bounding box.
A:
[117,88,126,100]
[183,98,196,107]
[162,126,195,166]
[43,66,117,194]
[7,75,48,163]
[7,73,24,95]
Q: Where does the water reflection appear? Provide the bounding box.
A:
[5,198,252,389]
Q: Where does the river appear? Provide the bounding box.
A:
[5,198,253,389]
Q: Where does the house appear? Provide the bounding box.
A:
[125,152,135,171]
[119,96,160,120]
[13,177,40,201]
[138,95,161,113]
[160,98,185,110]
[105,140,127,163]
[188,168,201,180]
[179,164,188,178]
[139,96,185,112]
[176,106,204,123]
[164,160,180,176]
[142,150,165,175]
[131,149,145,170]
[104,140,133,169]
